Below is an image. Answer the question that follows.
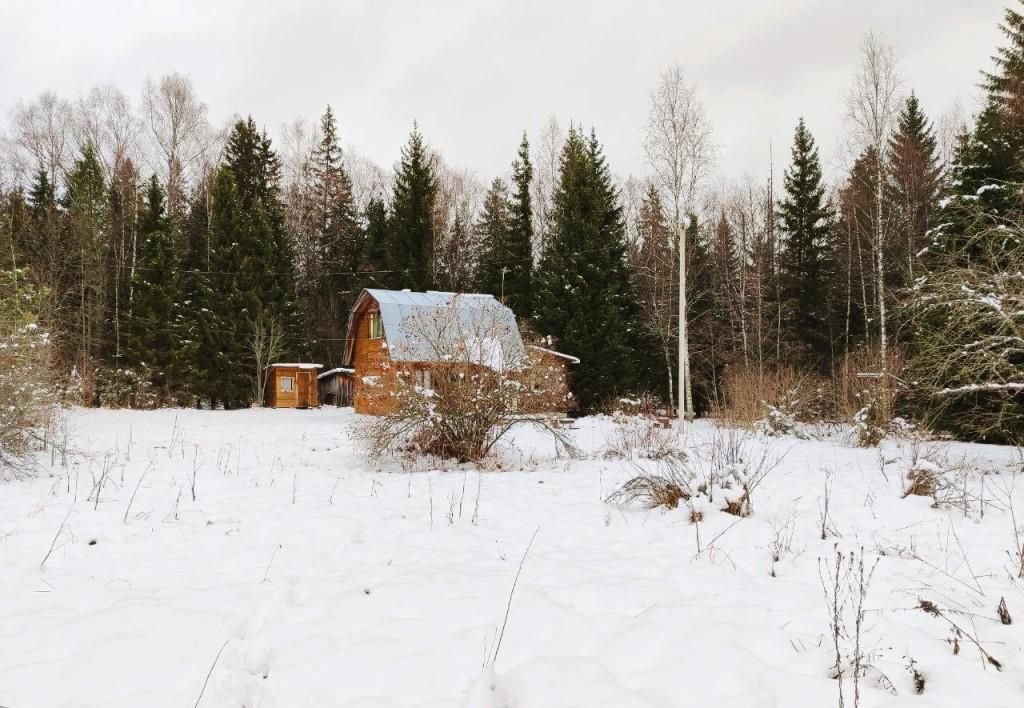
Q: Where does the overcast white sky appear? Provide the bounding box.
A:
[0,0,1009,183]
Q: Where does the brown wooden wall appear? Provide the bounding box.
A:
[516,350,572,414]
[351,302,401,415]
[266,367,320,409]
[348,295,574,417]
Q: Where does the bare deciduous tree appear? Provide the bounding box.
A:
[9,92,74,185]
[141,73,211,211]
[74,85,140,179]
[250,315,286,406]
[531,116,563,259]
[846,33,902,376]
[644,64,715,422]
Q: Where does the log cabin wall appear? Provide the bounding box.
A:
[351,302,400,415]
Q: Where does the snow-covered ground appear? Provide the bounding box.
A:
[1,407,1023,707]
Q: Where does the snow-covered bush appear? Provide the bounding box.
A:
[0,269,57,473]
[853,397,886,448]
[902,440,981,512]
[604,412,680,461]
[609,426,781,518]
[357,304,573,463]
[756,397,800,437]
[95,366,159,409]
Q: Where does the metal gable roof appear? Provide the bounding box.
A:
[345,289,527,369]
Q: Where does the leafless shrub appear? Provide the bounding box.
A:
[250,313,285,406]
[711,364,832,432]
[902,442,988,515]
[996,477,1024,579]
[768,513,798,577]
[819,546,885,707]
[695,425,784,517]
[609,425,782,519]
[357,301,575,463]
[604,413,681,461]
[819,469,841,540]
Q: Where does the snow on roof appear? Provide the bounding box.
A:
[317,367,355,379]
[347,289,526,370]
[268,363,323,370]
[528,345,580,364]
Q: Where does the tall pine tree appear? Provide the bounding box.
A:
[302,106,363,364]
[777,119,836,367]
[388,125,436,290]
[475,177,512,299]
[478,134,534,316]
[123,176,179,399]
[887,93,942,286]
[534,128,642,412]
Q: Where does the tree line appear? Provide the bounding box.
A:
[2,3,1023,441]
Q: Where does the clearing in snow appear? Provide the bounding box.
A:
[1,407,1023,707]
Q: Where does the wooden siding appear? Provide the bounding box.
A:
[351,302,400,415]
[266,367,320,409]
[348,293,574,417]
[516,349,573,414]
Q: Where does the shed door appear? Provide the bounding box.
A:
[297,371,312,408]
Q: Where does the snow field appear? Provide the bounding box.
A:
[0,407,1022,707]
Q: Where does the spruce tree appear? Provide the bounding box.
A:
[123,176,179,399]
[361,196,391,288]
[475,177,512,298]
[777,119,836,366]
[534,128,642,412]
[887,93,942,286]
[303,106,362,364]
[937,2,1024,253]
[63,143,110,374]
[202,117,300,406]
[206,167,246,407]
[506,134,535,315]
[388,125,436,290]
[178,179,213,403]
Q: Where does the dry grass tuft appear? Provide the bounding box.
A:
[607,464,692,510]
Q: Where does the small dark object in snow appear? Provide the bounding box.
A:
[998,597,1011,625]
[87,539,97,546]
[537,480,544,484]
[364,588,371,595]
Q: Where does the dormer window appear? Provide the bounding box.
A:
[368,311,383,339]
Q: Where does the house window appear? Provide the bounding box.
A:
[368,312,383,339]
[279,376,294,392]
[415,368,432,389]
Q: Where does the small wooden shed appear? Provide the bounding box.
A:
[265,363,322,409]
[317,367,355,407]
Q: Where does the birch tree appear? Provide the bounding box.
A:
[141,73,211,212]
[644,64,714,421]
[9,93,74,186]
[846,33,901,374]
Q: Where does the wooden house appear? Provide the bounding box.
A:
[317,367,354,407]
[342,289,577,416]
[265,363,322,409]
